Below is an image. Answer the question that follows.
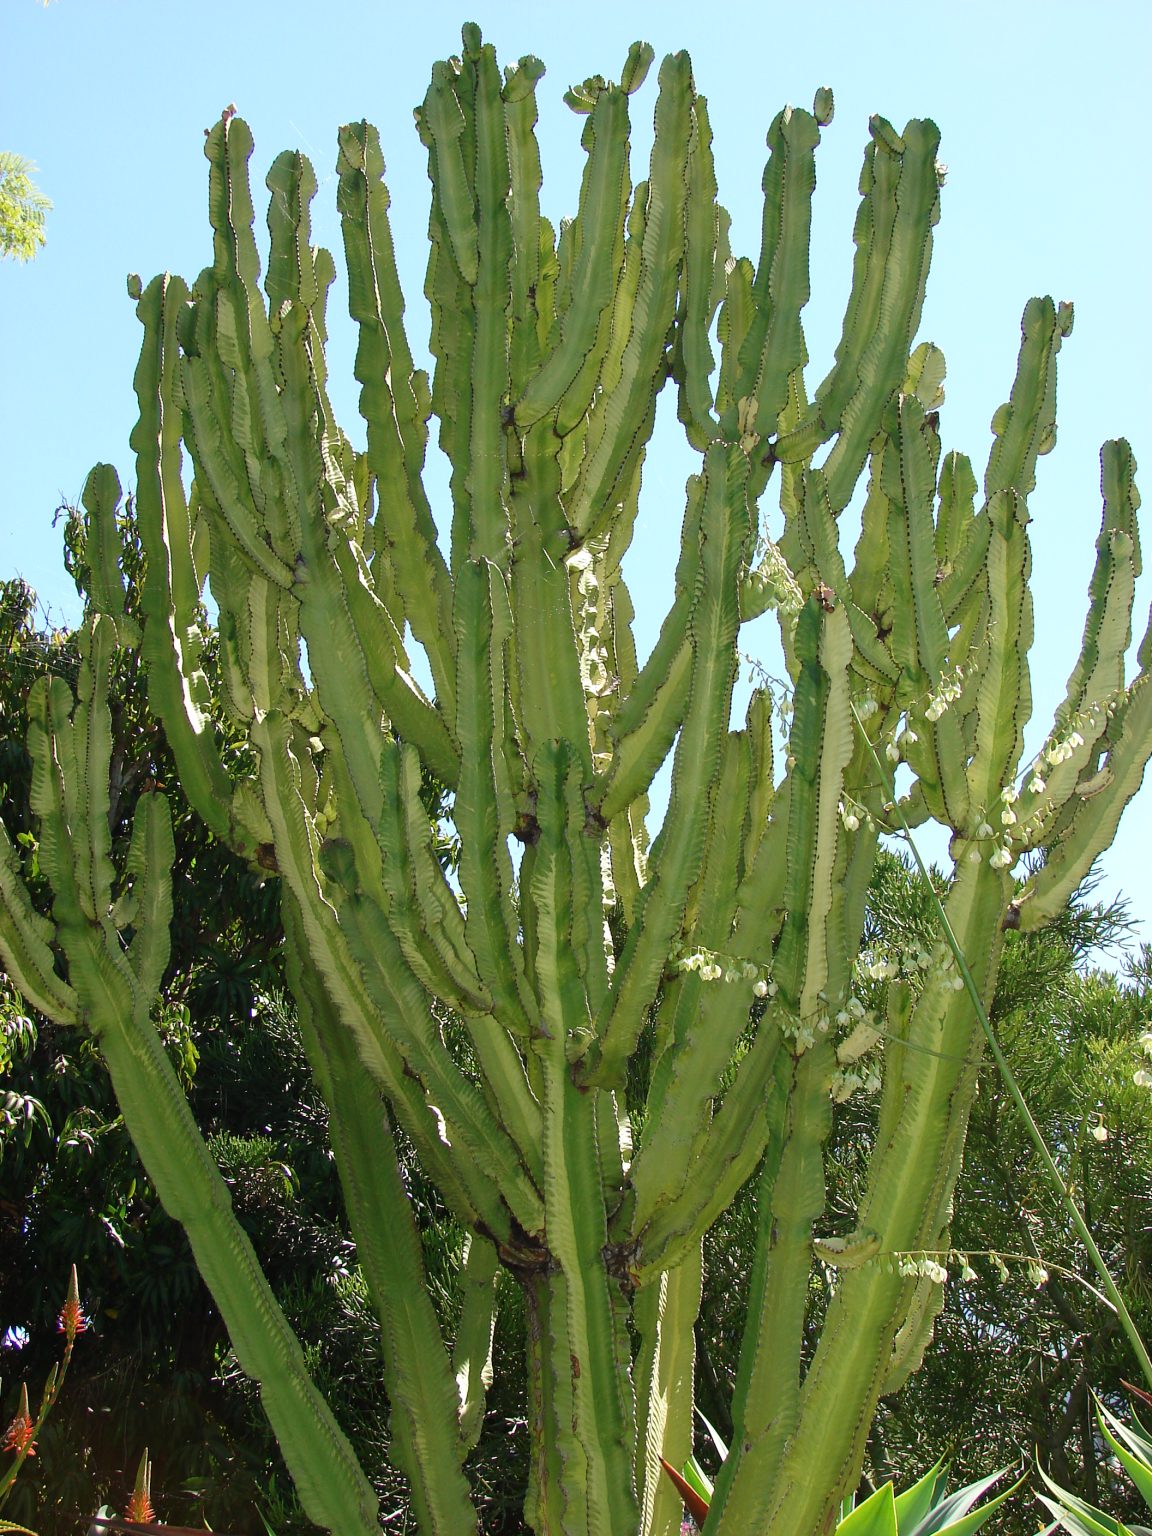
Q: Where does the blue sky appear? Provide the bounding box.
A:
[3,0,1150,941]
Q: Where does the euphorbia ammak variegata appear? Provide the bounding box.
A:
[2,25,1150,1536]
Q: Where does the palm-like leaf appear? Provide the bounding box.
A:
[0,152,51,262]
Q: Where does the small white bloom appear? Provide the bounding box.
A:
[989,847,1013,870]
[1134,1069,1152,1089]
[1029,777,1046,795]
[951,976,965,992]
[886,741,901,764]
[843,811,860,832]
[753,978,769,998]
[1027,1261,1049,1288]
[976,822,993,839]
[960,1260,977,1283]
[900,728,918,748]
[1091,1123,1109,1143]
[1000,785,1018,804]
[968,847,982,864]
[1000,807,1017,826]
[925,701,942,723]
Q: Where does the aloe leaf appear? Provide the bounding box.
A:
[836,1482,899,1536]
[891,1456,946,1531]
[1098,1404,1152,1513]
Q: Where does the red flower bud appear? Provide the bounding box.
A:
[2,1383,36,1457]
[57,1264,88,1343]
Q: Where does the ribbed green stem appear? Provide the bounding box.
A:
[730,855,1001,1535]
[529,739,637,1534]
[634,1246,702,1536]
[97,982,381,1536]
[285,893,480,1534]
[704,1045,832,1529]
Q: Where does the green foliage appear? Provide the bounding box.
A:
[662,1425,1020,1535]
[1039,1392,1152,1534]
[836,1463,1020,1536]
[0,154,50,263]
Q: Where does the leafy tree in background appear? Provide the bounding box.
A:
[0,152,51,263]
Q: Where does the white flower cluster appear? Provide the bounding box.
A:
[858,942,960,988]
[883,713,926,764]
[839,798,873,834]
[986,1252,1048,1288]
[675,948,777,999]
[830,1065,881,1102]
[782,1015,822,1053]
[860,951,900,982]
[923,665,965,723]
[781,994,866,1055]
[888,1249,1045,1287]
[1043,728,1086,768]
[835,994,868,1026]
[744,538,804,617]
[969,786,1021,870]
[897,1254,950,1284]
[1019,700,1112,809]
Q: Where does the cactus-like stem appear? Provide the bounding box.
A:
[285,893,478,1534]
[705,1044,833,1525]
[452,1232,500,1457]
[634,1247,703,1536]
[733,858,1008,1533]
